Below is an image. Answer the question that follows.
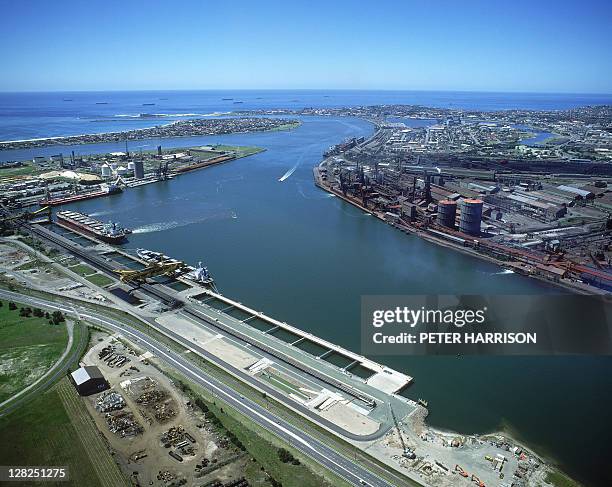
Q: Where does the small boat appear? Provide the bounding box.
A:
[142,103,155,106]
[222,98,233,101]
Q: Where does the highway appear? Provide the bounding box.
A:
[25,224,402,442]
[0,288,403,487]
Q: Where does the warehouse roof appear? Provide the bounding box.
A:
[71,365,104,385]
[557,185,593,198]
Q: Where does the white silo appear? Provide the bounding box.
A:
[101,164,112,177]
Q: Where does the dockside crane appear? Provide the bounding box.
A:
[389,406,416,459]
[114,259,188,283]
[0,205,51,225]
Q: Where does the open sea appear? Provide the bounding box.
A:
[1,90,611,485]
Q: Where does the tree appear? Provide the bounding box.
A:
[277,448,295,464]
[8,302,16,311]
[0,301,3,308]
[51,310,65,325]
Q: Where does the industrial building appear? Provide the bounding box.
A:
[459,199,483,236]
[70,365,109,396]
[133,159,145,179]
[437,200,457,229]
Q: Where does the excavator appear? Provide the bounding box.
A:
[454,465,468,478]
[471,474,486,487]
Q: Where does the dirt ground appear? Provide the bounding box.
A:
[80,332,254,487]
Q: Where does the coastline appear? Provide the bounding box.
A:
[0,118,301,151]
[313,163,601,295]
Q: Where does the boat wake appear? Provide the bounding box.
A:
[494,269,515,275]
[278,162,300,182]
[278,143,318,182]
[132,211,236,234]
[88,209,116,218]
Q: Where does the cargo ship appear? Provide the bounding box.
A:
[56,210,131,244]
[137,248,216,288]
[40,183,121,206]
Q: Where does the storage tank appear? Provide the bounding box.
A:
[100,164,111,177]
[134,159,145,179]
[117,166,127,176]
[127,161,135,171]
[437,200,457,229]
[459,199,483,236]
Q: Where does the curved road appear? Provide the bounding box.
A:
[0,288,414,487]
[0,319,88,417]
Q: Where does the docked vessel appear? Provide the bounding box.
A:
[41,183,122,207]
[56,210,131,244]
[137,248,215,287]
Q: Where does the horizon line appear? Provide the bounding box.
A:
[1,88,611,97]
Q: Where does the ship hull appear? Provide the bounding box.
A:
[56,216,127,244]
[41,187,121,206]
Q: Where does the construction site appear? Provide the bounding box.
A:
[80,335,265,487]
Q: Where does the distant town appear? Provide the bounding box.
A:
[0,117,300,150]
[238,104,612,164]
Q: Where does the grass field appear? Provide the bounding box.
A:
[0,378,127,487]
[84,273,113,287]
[68,263,96,277]
[0,300,68,403]
[15,259,45,271]
[0,162,45,179]
[191,144,265,159]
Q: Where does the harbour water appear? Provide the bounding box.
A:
[2,91,611,485]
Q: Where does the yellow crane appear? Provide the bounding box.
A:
[114,260,187,283]
[0,206,51,224]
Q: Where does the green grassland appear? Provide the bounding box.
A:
[84,273,114,287]
[68,263,96,277]
[0,301,68,403]
[190,144,265,159]
[0,378,127,487]
[0,162,46,179]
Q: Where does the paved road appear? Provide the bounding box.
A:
[0,320,73,409]
[24,225,401,442]
[0,288,403,487]
[0,317,88,417]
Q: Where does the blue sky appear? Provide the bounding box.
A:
[0,0,610,93]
